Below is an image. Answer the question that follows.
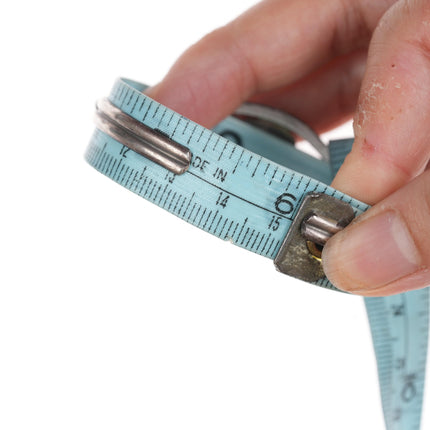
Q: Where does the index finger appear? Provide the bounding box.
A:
[332,0,430,204]
[147,0,394,127]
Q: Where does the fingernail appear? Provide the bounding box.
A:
[322,211,421,293]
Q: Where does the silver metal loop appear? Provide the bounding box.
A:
[95,98,191,175]
[234,103,329,161]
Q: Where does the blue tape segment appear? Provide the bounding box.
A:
[85,77,429,430]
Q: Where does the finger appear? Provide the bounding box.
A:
[322,169,430,296]
[249,50,367,135]
[332,0,430,205]
[147,0,395,127]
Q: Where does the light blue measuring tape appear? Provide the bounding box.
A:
[85,77,429,429]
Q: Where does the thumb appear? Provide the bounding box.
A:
[322,171,430,296]
[323,0,430,295]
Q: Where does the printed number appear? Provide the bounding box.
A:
[216,192,230,208]
[275,193,297,215]
[268,216,281,231]
[402,381,417,403]
[120,146,130,158]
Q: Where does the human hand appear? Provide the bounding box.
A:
[147,0,430,296]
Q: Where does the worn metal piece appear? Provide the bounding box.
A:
[301,213,344,247]
[95,98,191,175]
[233,103,329,161]
[274,193,355,282]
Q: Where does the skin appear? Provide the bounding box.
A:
[146,0,430,296]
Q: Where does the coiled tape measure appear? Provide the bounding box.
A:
[85,78,429,429]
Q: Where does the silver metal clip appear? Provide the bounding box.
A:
[274,193,355,282]
[94,98,191,175]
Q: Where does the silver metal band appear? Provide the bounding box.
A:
[95,98,192,175]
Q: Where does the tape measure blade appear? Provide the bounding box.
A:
[86,77,430,430]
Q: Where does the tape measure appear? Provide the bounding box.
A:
[85,77,429,429]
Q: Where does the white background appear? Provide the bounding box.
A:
[1,0,428,429]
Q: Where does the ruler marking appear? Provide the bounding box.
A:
[208,210,219,232]
[233,149,245,174]
[182,119,190,135]
[251,232,261,250]
[94,142,107,169]
[198,208,208,227]
[166,111,175,128]
[264,163,270,177]
[229,145,236,160]
[126,91,133,106]
[191,125,202,145]
[251,157,262,178]
[177,195,188,216]
[148,178,158,200]
[109,158,117,177]
[120,88,130,108]
[213,213,223,234]
[237,218,248,244]
[104,155,113,176]
[212,134,221,152]
[118,86,125,104]
[123,167,132,188]
[162,188,172,208]
[91,145,100,165]
[285,171,294,193]
[172,116,182,137]
[269,166,278,186]
[144,178,154,198]
[193,205,202,224]
[280,171,286,183]
[139,176,149,196]
[256,234,265,252]
[96,151,107,171]
[267,237,276,256]
[173,193,183,213]
[130,96,139,114]
[113,158,123,180]
[246,154,253,168]
[153,184,163,202]
[203,210,213,229]
[142,100,153,122]
[225,220,235,239]
[168,191,177,211]
[231,222,240,240]
[130,170,139,191]
[183,192,195,218]
[101,153,111,174]
[187,202,197,222]
[261,234,272,254]
[246,229,255,248]
[275,239,281,253]
[115,164,125,182]
[240,227,250,246]
[218,218,228,237]
[157,107,167,127]
[138,97,146,113]
[152,104,161,120]
[187,171,290,220]
[311,181,319,193]
[157,183,169,205]
[218,140,228,160]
